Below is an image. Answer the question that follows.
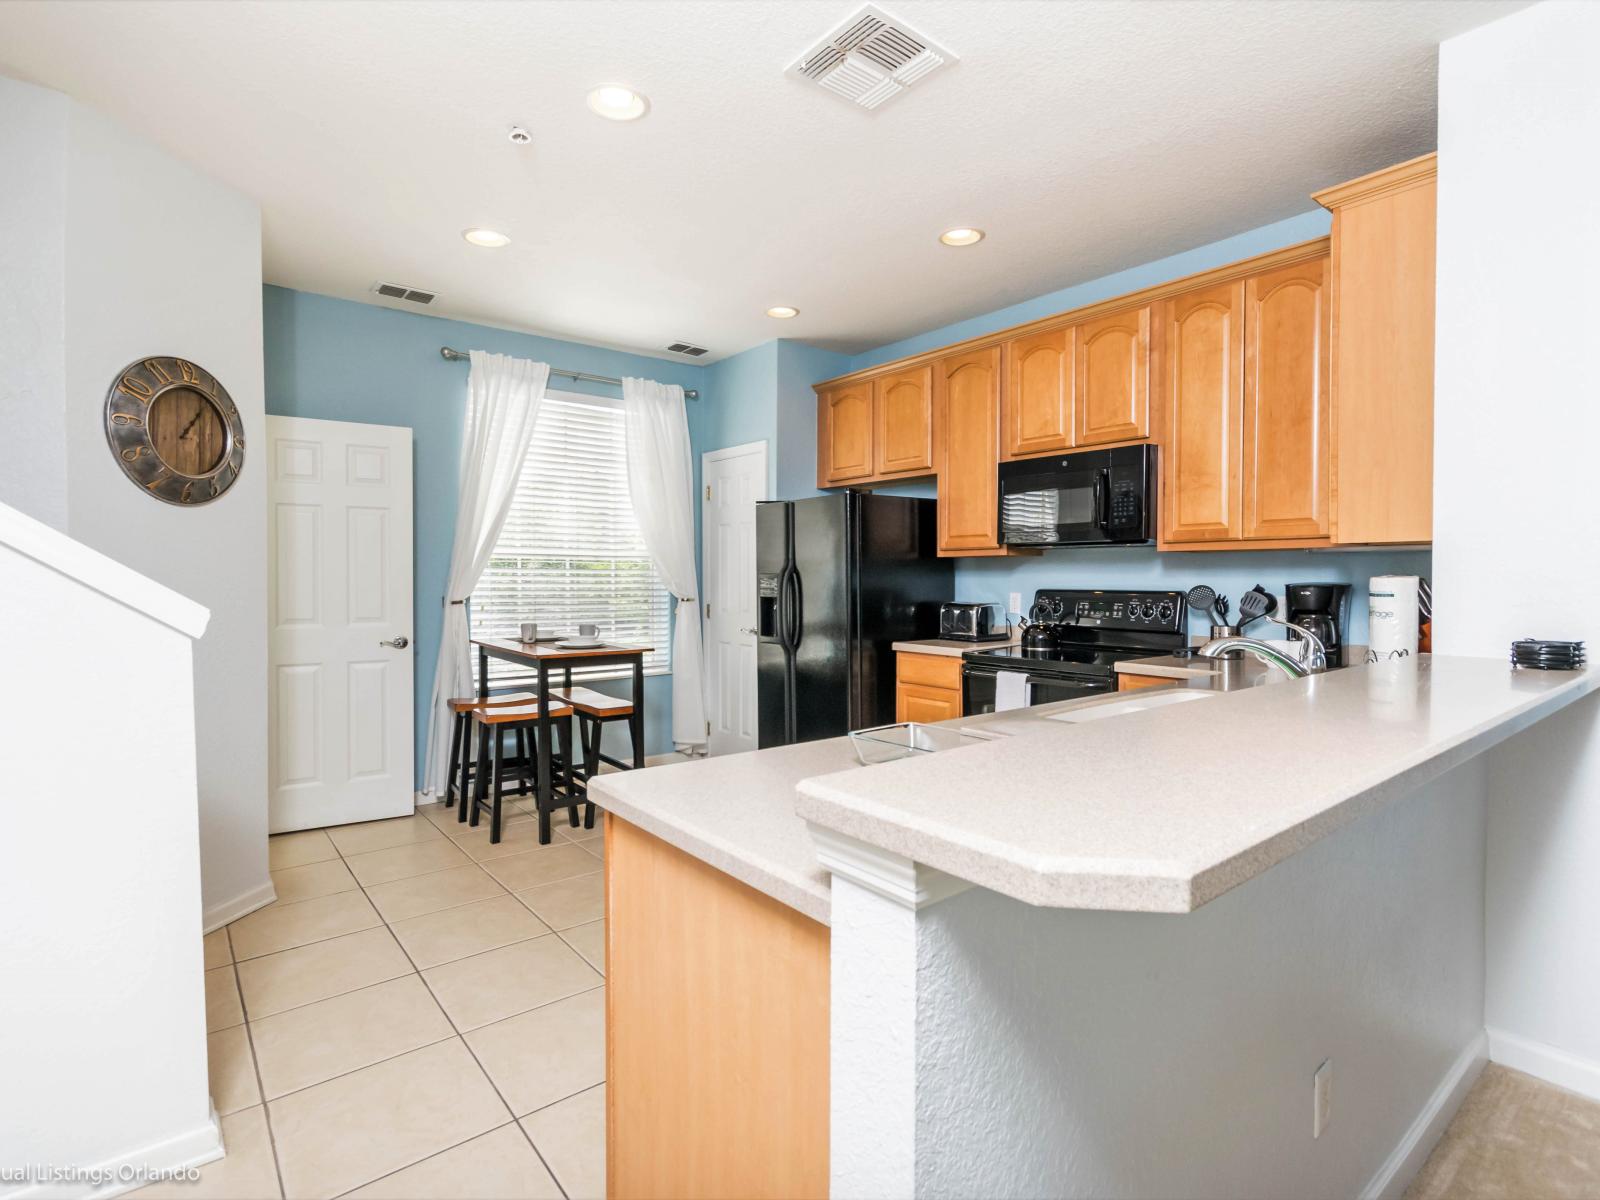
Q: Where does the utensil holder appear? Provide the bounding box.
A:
[1209,625,1243,659]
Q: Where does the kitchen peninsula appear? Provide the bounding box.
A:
[593,657,1597,1199]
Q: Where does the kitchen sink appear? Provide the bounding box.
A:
[1047,689,1216,724]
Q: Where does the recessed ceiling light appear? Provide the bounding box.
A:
[587,84,649,121]
[462,228,511,248]
[765,306,800,319]
[939,227,985,247]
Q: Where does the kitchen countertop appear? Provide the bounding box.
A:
[588,738,842,925]
[892,634,1019,657]
[796,657,1598,914]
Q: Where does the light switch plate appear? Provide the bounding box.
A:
[1313,1058,1332,1138]
[1008,592,1023,617]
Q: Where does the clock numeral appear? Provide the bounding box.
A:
[110,412,144,427]
[120,446,145,462]
[180,482,194,503]
[145,469,168,490]
[178,359,201,385]
[209,478,220,499]
[118,375,154,401]
[144,359,173,384]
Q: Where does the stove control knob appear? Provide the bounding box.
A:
[1157,601,1175,623]
[1137,602,1156,620]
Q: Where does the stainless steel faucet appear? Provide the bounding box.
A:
[1197,635,1317,678]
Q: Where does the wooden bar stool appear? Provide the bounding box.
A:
[468,697,578,843]
[445,691,535,821]
[548,685,635,830]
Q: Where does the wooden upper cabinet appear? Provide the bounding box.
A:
[935,346,1004,554]
[1242,257,1330,540]
[1314,153,1436,545]
[818,383,873,486]
[873,366,935,477]
[1002,327,1074,459]
[1075,305,1150,446]
[1161,282,1244,543]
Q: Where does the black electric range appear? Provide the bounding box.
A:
[961,589,1189,714]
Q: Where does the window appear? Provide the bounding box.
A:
[470,392,671,685]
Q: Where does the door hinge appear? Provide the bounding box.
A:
[705,602,711,618]
[705,720,711,735]
[705,484,712,500]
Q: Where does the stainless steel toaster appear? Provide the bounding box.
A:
[938,602,1010,642]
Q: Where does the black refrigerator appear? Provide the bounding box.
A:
[756,491,952,747]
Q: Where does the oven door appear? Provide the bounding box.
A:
[961,663,1111,715]
[999,457,1111,546]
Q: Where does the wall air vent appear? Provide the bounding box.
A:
[371,282,436,305]
[666,341,709,357]
[788,4,955,111]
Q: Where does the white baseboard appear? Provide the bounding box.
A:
[1487,1026,1600,1101]
[202,878,276,933]
[1360,1031,1488,1200]
[5,1105,223,1200]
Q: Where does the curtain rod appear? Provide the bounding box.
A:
[439,346,699,400]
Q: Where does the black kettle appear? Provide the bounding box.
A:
[1020,619,1062,651]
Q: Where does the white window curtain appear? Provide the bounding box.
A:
[621,376,706,751]
[421,351,550,795]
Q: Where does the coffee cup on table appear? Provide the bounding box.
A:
[519,622,538,642]
[578,623,599,641]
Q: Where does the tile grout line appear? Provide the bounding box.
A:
[229,943,289,1200]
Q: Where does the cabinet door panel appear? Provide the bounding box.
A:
[1162,282,1244,543]
[1075,306,1150,445]
[874,366,935,477]
[1243,259,1330,540]
[896,682,961,724]
[1003,328,1073,458]
[935,347,1003,553]
[820,384,873,485]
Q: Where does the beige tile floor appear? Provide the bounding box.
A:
[147,798,606,1199]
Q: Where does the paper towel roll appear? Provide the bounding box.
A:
[1368,575,1420,662]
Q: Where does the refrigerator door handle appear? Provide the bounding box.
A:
[783,567,803,650]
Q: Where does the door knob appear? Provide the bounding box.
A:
[738,627,757,635]
[380,636,410,649]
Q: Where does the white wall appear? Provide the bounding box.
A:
[1,507,219,1195]
[0,75,272,926]
[1433,0,1600,1096]
[912,761,1489,1199]
[0,78,69,529]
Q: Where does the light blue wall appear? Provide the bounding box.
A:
[263,286,710,784]
[775,340,850,500]
[820,205,1430,644]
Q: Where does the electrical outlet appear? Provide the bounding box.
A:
[1313,1059,1332,1138]
[1008,592,1023,617]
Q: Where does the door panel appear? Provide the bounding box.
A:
[1243,258,1331,540]
[895,682,961,724]
[790,495,852,742]
[1004,327,1074,458]
[268,415,414,832]
[935,346,1003,553]
[1161,282,1244,543]
[873,366,935,477]
[819,384,873,485]
[703,444,767,756]
[1075,305,1150,445]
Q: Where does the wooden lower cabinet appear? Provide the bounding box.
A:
[606,814,829,1200]
[1117,672,1173,692]
[895,651,963,721]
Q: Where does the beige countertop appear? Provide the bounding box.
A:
[892,634,1019,657]
[796,657,1597,914]
[589,738,844,925]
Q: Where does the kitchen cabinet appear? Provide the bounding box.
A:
[1002,326,1074,459]
[934,345,1009,555]
[1075,305,1151,446]
[817,382,874,486]
[874,365,936,477]
[1314,153,1436,545]
[1117,672,1173,692]
[895,651,963,721]
[1160,281,1245,543]
[1242,257,1331,540]
[607,814,829,1199]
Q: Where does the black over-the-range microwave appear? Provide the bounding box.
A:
[998,444,1156,548]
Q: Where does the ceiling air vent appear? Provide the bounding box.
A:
[371,282,436,305]
[666,341,709,357]
[788,4,954,111]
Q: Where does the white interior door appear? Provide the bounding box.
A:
[702,442,768,756]
[268,415,414,832]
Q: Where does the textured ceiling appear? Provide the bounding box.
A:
[0,0,1524,363]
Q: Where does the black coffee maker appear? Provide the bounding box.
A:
[1285,583,1351,668]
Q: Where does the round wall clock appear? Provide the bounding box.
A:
[104,356,245,506]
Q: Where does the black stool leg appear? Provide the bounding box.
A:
[469,721,489,827]
[582,715,601,829]
[489,725,504,843]
[514,727,530,797]
[445,711,464,809]
[557,719,579,826]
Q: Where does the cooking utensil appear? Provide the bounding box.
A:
[1237,587,1276,630]
[1214,594,1230,624]
[1185,585,1216,624]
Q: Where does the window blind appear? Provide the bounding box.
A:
[470,393,671,686]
